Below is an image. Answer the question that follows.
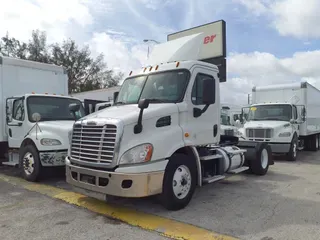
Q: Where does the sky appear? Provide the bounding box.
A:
[1,0,320,104]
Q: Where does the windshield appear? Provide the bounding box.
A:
[27,96,85,122]
[116,70,190,104]
[248,104,292,121]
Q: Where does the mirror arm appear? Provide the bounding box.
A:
[134,108,145,134]
[193,104,210,118]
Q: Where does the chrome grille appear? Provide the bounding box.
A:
[224,129,234,136]
[246,128,272,138]
[71,123,117,165]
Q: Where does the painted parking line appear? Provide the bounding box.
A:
[0,173,238,240]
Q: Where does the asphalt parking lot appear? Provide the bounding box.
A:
[1,151,320,240]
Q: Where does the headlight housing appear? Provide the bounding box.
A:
[40,138,62,146]
[278,132,291,137]
[119,143,153,165]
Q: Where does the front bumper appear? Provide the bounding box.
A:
[66,157,165,198]
[238,139,290,153]
[39,150,68,166]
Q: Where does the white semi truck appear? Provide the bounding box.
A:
[65,20,274,210]
[0,56,85,181]
[238,82,320,161]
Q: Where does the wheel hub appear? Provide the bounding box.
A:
[172,165,192,200]
[23,152,34,176]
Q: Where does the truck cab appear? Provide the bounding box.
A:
[4,93,85,181]
[66,30,273,210]
[238,102,306,161]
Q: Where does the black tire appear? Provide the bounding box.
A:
[159,153,197,211]
[19,144,42,182]
[286,135,298,161]
[249,144,271,176]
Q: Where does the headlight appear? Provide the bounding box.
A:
[40,138,62,146]
[278,132,291,137]
[119,143,153,165]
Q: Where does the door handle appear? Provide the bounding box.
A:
[9,129,12,137]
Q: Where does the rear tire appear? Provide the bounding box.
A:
[286,135,298,161]
[249,144,271,176]
[159,153,197,211]
[19,144,42,182]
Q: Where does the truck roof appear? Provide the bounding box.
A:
[13,93,80,100]
[128,32,220,77]
[0,56,66,74]
[129,59,219,78]
[252,81,316,92]
[251,102,293,106]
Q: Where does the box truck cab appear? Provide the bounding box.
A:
[0,56,84,181]
[238,82,320,161]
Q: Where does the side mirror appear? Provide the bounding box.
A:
[202,79,215,105]
[138,99,150,109]
[69,103,80,120]
[301,107,306,122]
[113,91,119,102]
[235,119,241,128]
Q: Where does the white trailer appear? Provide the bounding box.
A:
[65,20,274,210]
[238,82,320,161]
[0,56,85,181]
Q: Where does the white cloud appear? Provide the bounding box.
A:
[0,0,93,43]
[221,50,320,104]
[271,0,320,39]
[88,32,149,74]
[235,0,320,39]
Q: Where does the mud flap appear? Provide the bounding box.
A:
[236,141,274,166]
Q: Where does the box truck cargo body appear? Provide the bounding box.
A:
[238,82,320,161]
[0,56,84,181]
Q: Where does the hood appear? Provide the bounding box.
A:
[244,120,289,129]
[38,120,75,131]
[81,103,179,125]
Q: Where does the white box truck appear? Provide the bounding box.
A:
[237,82,320,161]
[0,56,85,181]
[65,20,274,210]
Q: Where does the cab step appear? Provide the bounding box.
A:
[200,154,222,161]
[202,175,225,184]
[228,166,249,174]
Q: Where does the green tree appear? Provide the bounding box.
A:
[0,32,28,59]
[0,30,123,93]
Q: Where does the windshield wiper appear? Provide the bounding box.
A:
[147,99,171,103]
[114,101,126,105]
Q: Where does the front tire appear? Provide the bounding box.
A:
[19,144,42,182]
[249,144,271,175]
[159,153,197,211]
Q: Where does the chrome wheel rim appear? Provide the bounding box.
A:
[172,165,192,199]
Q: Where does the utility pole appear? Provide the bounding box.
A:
[143,39,160,59]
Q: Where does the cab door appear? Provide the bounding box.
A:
[180,66,220,146]
[6,97,27,148]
